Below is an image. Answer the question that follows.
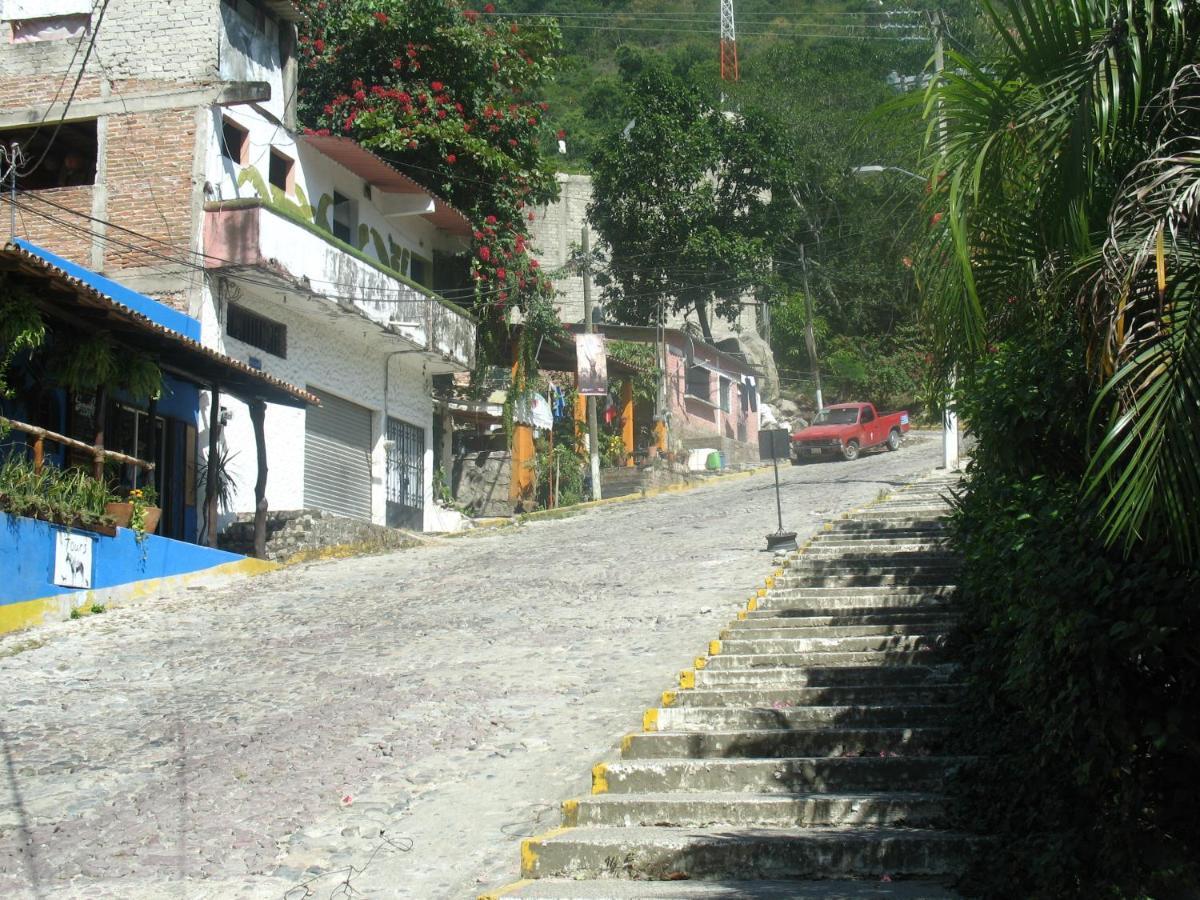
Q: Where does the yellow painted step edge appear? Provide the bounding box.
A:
[561,797,580,826]
[520,826,574,877]
[591,762,608,794]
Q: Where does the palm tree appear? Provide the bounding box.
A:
[917,0,1200,560]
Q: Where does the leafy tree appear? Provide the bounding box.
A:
[729,37,930,406]
[295,0,567,367]
[587,51,778,342]
[918,0,1200,560]
[913,4,1200,895]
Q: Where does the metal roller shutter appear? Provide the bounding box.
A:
[303,387,373,520]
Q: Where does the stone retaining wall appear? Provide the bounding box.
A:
[451,450,513,518]
[219,509,419,563]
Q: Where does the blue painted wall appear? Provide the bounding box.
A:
[14,238,202,342]
[0,511,245,608]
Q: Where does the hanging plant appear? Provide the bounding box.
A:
[52,332,162,401]
[0,280,46,398]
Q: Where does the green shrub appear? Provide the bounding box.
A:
[945,321,1200,897]
[0,456,116,527]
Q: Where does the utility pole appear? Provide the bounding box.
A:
[930,10,959,471]
[799,243,823,412]
[7,142,19,240]
[581,226,602,501]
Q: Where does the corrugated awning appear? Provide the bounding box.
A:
[0,241,319,409]
[300,134,473,237]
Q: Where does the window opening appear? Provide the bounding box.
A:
[1,120,97,190]
[226,304,287,358]
[332,191,355,244]
[268,148,294,194]
[685,366,710,401]
[860,406,874,423]
[409,255,429,287]
[221,117,248,165]
[10,14,90,43]
[719,377,731,413]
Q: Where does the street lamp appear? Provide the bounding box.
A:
[851,164,924,182]
[851,163,959,471]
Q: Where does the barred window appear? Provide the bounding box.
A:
[226,305,286,358]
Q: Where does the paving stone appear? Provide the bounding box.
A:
[0,437,943,899]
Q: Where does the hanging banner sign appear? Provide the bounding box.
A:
[575,333,608,397]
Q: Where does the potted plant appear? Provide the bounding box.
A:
[106,484,160,536]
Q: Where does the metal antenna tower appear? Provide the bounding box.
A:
[719,0,739,82]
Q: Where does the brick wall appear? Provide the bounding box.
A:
[102,107,199,272]
[0,186,95,266]
[0,1,221,89]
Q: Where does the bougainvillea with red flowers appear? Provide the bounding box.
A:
[295,0,565,370]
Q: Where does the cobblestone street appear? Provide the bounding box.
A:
[1,437,942,900]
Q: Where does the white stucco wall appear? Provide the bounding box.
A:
[205,284,436,531]
[190,9,469,535]
[204,106,462,281]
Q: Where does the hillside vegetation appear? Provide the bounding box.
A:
[502,1,975,409]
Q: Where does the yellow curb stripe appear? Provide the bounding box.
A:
[747,597,758,612]
[643,707,659,732]
[478,879,534,900]
[661,690,676,707]
[709,639,722,656]
[736,610,747,621]
[679,669,695,689]
[0,556,279,636]
[695,656,708,668]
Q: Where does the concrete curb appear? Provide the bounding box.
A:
[462,465,771,533]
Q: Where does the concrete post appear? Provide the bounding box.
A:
[509,355,535,506]
[621,378,635,467]
[574,383,587,455]
[250,399,268,560]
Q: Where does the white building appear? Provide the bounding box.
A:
[0,0,476,534]
[199,4,474,532]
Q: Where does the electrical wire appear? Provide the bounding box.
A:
[12,194,726,308]
[15,0,101,154]
[19,0,113,179]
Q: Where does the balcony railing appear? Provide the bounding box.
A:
[204,200,475,371]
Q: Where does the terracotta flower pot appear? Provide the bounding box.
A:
[104,502,161,534]
[105,501,132,528]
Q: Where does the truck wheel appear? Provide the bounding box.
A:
[841,440,860,461]
[887,428,902,451]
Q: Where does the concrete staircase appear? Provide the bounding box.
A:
[482,473,971,899]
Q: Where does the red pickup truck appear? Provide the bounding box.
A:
[791,402,910,462]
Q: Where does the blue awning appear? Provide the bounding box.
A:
[13,238,202,342]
